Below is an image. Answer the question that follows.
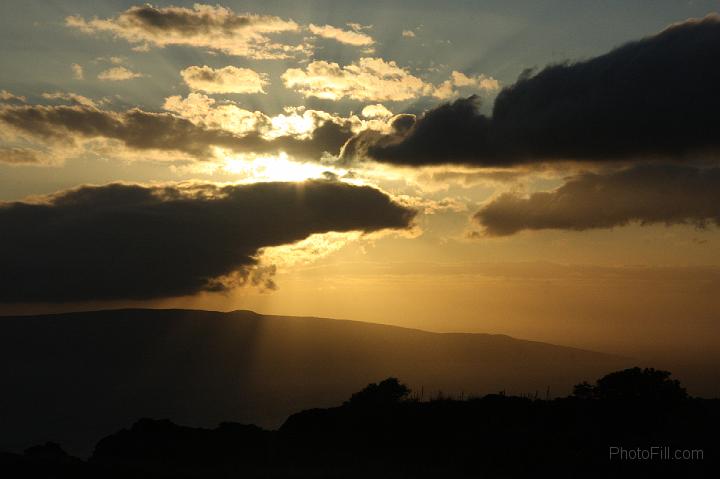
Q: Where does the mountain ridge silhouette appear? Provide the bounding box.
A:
[1,308,631,455]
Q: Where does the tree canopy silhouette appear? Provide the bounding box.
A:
[573,367,687,401]
[344,378,410,407]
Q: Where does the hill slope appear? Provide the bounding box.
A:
[0,308,629,454]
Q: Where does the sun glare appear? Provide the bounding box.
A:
[268,112,317,137]
[221,151,332,182]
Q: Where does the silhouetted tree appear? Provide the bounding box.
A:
[573,367,687,401]
[344,378,410,407]
[572,381,595,400]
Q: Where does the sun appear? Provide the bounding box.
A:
[221,151,334,182]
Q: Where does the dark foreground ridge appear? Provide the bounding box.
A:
[0,308,632,455]
[1,369,718,478]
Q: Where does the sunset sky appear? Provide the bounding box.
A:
[1,0,719,360]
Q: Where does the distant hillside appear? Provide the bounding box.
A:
[0,308,630,455]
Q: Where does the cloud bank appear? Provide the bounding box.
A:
[0,103,353,160]
[0,180,416,302]
[474,165,720,236]
[349,14,720,165]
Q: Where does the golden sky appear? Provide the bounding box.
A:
[0,1,719,360]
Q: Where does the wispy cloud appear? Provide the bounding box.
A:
[0,147,47,165]
[42,91,98,108]
[309,23,374,46]
[351,14,720,166]
[97,66,143,81]
[0,90,26,103]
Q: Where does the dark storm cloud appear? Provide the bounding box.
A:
[345,14,720,166]
[0,104,352,159]
[0,180,416,302]
[474,165,720,236]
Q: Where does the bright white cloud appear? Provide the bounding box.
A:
[283,58,499,102]
[162,93,268,135]
[282,57,428,101]
[162,93,395,141]
[163,93,345,138]
[361,104,393,118]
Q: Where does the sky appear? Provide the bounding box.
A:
[0,0,719,361]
